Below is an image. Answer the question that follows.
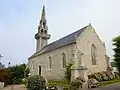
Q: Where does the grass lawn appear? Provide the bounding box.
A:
[47,78,120,88]
[98,78,120,87]
[47,80,69,88]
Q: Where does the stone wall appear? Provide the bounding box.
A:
[28,43,75,80]
[28,24,108,81]
[76,24,107,75]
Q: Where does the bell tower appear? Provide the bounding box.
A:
[35,6,50,52]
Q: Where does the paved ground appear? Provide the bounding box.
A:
[1,85,26,90]
[1,83,120,90]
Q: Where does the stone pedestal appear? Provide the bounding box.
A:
[71,65,88,88]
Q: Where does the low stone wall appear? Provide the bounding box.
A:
[0,82,4,89]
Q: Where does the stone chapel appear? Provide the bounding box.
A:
[28,6,110,81]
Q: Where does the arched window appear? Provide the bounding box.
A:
[91,44,97,65]
[48,56,52,69]
[62,53,66,68]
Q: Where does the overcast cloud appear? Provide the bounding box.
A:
[0,0,119,67]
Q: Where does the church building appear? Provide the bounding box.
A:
[28,6,110,81]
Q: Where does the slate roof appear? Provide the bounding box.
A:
[29,25,88,58]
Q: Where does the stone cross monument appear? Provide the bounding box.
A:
[71,46,88,88]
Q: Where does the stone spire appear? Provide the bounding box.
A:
[35,6,50,52]
[40,6,46,23]
[39,6,47,29]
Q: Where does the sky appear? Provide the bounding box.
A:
[0,0,120,67]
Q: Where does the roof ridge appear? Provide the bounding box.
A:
[29,25,89,58]
[45,25,89,47]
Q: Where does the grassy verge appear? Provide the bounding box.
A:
[98,78,120,87]
[47,78,120,88]
[47,80,69,88]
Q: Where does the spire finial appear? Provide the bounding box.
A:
[42,0,45,6]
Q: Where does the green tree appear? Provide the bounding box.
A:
[7,63,26,84]
[113,36,120,73]
[64,63,73,83]
[0,69,9,85]
[24,68,30,78]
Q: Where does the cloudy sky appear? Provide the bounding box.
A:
[0,0,119,67]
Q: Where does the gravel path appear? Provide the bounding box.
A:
[1,83,120,90]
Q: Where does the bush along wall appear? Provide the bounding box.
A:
[69,76,85,90]
[27,75,46,90]
[88,71,119,82]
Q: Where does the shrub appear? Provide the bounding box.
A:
[88,78,98,88]
[105,71,114,80]
[100,71,109,81]
[0,69,9,85]
[69,76,85,90]
[96,72,103,81]
[114,72,120,78]
[88,73,102,82]
[64,63,73,83]
[22,78,28,86]
[13,77,23,84]
[94,73,102,81]
[76,77,85,85]
[88,71,117,82]
[69,81,79,90]
[27,75,46,90]
[24,68,30,78]
[6,63,27,85]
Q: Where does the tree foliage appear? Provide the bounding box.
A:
[24,68,30,78]
[27,75,46,90]
[0,69,9,85]
[0,63,28,85]
[69,76,85,90]
[64,63,73,83]
[8,63,26,84]
[113,35,120,73]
